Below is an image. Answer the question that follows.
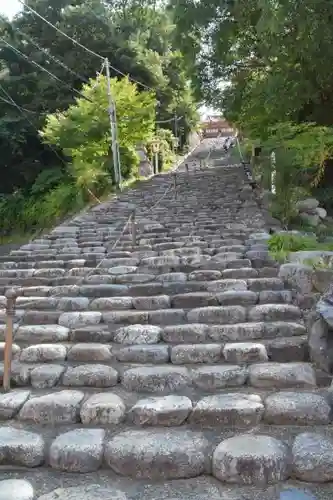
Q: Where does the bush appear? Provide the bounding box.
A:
[0,176,85,238]
[118,146,140,180]
[30,167,67,196]
[268,233,333,262]
[253,122,333,227]
[146,128,176,172]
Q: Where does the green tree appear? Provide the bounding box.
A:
[41,75,156,195]
[171,0,333,131]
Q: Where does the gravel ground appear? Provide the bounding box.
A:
[0,469,332,500]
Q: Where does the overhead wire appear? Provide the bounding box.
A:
[156,115,183,124]
[11,1,190,135]
[0,46,179,137]
[16,0,183,96]
[0,3,186,198]
[0,88,183,123]
[17,0,105,61]
[82,5,166,92]
[0,60,104,115]
[18,0,153,91]
[79,4,170,93]
[0,37,94,103]
[12,27,89,83]
[0,94,43,114]
[0,82,68,167]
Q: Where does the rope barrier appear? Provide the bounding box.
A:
[13,140,201,309]
[235,136,258,190]
[236,136,245,163]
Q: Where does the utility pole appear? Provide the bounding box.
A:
[113,103,122,189]
[105,58,120,189]
[174,112,178,144]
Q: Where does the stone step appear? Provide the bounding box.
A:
[0,386,330,428]
[0,265,275,281]
[0,361,317,391]
[0,254,253,269]
[0,390,332,489]
[7,335,308,365]
[0,258,277,280]
[1,304,302,334]
[1,246,273,265]
[0,290,292,320]
[4,321,307,345]
[0,277,285,298]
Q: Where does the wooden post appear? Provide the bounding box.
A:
[131,209,137,248]
[3,288,17,392]
[185,163,189,173]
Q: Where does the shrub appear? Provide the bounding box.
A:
[30,167,67,196]
[146,128,176,172]
[253,122,333,227]
[268,232,333,262]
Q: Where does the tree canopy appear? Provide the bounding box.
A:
[171,0,333,134]
[170,0,333,221]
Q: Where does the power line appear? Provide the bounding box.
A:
[81,5,159,91]
[0,94,43,114]
[17,0,104,61]
[0,73,183,124]
[107,62,155,92]
[13,28,89,83]
[0,61,104,116]
[15,0,201,134]
[0,82,67,167]
[0,37,94,103]
[156,115,183,124]
[15,0,204,125]
[17,0,160,93]
[0,70,172,123]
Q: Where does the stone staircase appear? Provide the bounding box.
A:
[0,139,329,499]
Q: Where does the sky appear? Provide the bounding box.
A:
[0,0,21,19]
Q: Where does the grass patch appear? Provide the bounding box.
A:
[268,233,333,262]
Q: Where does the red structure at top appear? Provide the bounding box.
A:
[201,116,235,138]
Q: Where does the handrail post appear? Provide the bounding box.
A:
[185,162,189,186]
[131,209,137,248]
[3,288,17,392]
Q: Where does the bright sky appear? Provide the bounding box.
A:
[0,0,21,19]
